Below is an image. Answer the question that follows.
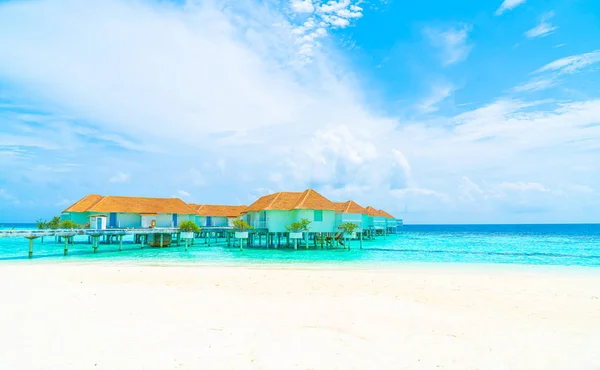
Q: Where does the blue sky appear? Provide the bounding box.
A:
[0,0,599,224]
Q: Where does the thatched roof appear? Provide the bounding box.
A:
[63,195,195,214]
[244,189,336,212]
[189,204,247,218]
[332,200,368,214]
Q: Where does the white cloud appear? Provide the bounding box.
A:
[109,172,130,183]
[460,176,485,201]
[0,0,599,223]
[391,187,450,202]
[424,24,473,66]
[291,0,315,13]
[417,82,455,113]
[567,184,594,194]
[535,50,600,74]
[495,0,527,16]
[177,190,191,197]
[512,77,556,93]
[289,0,363,62]
[499,181,550,192]
[525,12,558,39]
[512,49,600,94]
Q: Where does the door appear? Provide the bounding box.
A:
[172,214,178,227]
[109,213,117,228]
[97,218,102,230]
[206,216,212,227]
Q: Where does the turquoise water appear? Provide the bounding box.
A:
[0,224,599,267]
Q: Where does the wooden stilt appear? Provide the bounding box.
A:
[93,236,98,253]
[160,234,164,248]
[240,238,243,251]
[360,230,363,249]
[185,239,189,251]
[119,235,123,251]
[64,236,69,256]
[28,237,34,259]
[141,235,145,249]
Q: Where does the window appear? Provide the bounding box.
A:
[314,210,323,222]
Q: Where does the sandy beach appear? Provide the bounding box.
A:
[0,263,599,370]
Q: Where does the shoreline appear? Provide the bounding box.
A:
[5,257,600,275]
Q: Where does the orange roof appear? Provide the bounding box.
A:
[189,204,247,218]
[365,206,384,217]
[379,209,396,219]
[332,200,368,214]
[63,195,195,214]
[62,194,103,213]
[244,189,336,212]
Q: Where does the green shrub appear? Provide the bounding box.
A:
[285,218,311,232]
[59,220,79,229]
[338,222,359,233]
[179,220,201,233]
[232,219,253,232]
[47,216,61,230]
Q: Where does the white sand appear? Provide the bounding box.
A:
[0,263,599,370]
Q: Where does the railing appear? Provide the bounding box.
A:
[0,228,180,238]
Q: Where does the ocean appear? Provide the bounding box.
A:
[0,223,599,267]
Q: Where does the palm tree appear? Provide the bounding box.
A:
[48,216,61,230]
[36,219,46,229]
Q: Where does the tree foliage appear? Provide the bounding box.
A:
[285,218,311,232]
[59,220,79,229]
[46,216,61,230]
[179,220,201,233]
[338,222,359,233]
[232,219,253,232]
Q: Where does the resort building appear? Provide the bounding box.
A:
[365,206,387,231]
[189,204,247,227]
[61,195,196,229]
[378,209,398,233]
[242,189,337,233]
[332,201,370,232]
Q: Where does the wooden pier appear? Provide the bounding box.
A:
[0,228,181,258]
[0,225,399,259]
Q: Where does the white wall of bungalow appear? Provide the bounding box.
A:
[61,195,196,229]
[332,201,370,232]
[242,189,337,233]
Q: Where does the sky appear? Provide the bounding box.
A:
[0,0,599,224]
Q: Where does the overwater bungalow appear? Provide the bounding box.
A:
[378,209,398,234]
[242,189,337,233]
[365,206,387,232]
[189,204,247,227]
[332,200,369,232]
[61,194,197,229]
